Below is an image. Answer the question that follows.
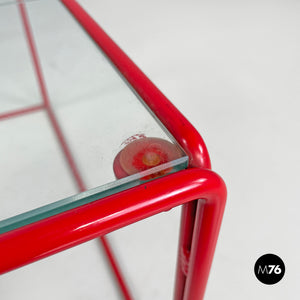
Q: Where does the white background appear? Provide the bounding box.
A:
[78,0,300,299]
[1,0,300,299]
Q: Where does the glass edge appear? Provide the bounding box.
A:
[0,156,188,234]
[0,1,190,234]
[56,1,187,155]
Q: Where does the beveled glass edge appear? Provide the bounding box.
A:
[0,156,188,234]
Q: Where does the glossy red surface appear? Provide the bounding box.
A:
[58,3,216,297]
[0,168,226,275]
[0,1,227,300]
[61,0,211,171]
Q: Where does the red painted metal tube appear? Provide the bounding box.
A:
[0,168,226,277]
[60,2,216,299]
[174,201,197,299]
[1,2,227,299]
[183,199,225,300]
[0,104,44,121]
[60,0,210,170]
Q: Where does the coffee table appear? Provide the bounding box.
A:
[0,1,226,299]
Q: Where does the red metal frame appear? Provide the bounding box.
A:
[0,169,225,272]
[0,1,226,299]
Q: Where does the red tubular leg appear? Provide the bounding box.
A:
[17,2,133,299]
[183,196,226,300]
[174,202,197,300]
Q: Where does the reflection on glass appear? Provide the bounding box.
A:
[0,0,188,234]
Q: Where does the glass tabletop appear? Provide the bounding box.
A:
[0,0,188,234]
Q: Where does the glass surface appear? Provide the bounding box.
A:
[0,0,188,234]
